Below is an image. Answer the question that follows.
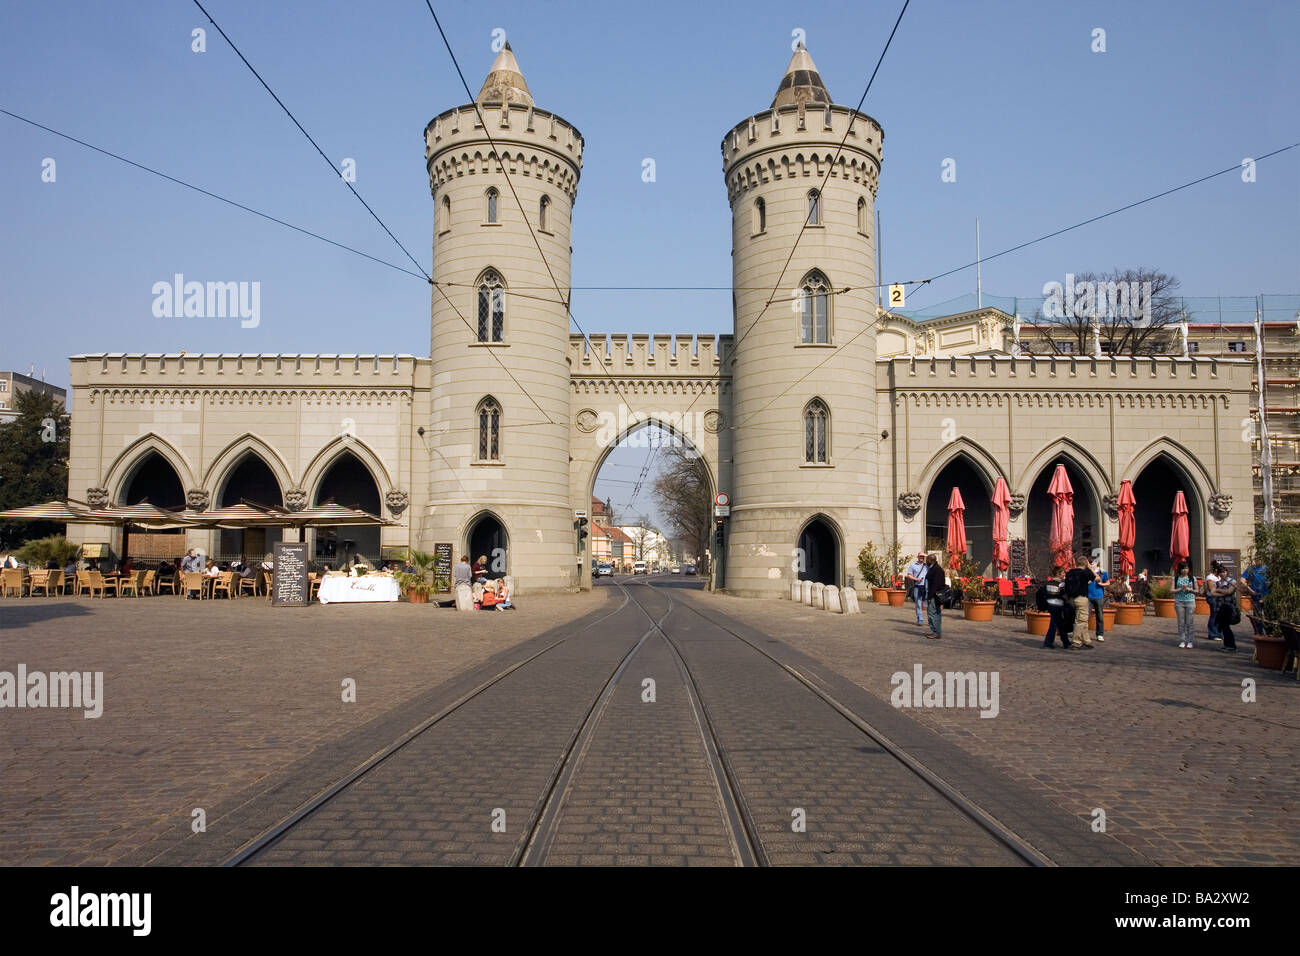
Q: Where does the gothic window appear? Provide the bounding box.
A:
[857,197,868,235]
[754,196,766,233]
[476,270,505,342]
[539,194,550,232]
[486,187,499,224]
[477,397,501,461]
[440,195,451,233]
[804,398,829,464]
[807,189,820,226]
[799,270,832,344]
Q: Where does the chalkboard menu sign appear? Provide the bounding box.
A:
[434,543,453,591]
[272,542,310,607]
[1206,548,1241,581]
[1009,539,1027,577]
[1109,542,1124,575]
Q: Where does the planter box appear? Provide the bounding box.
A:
[871,587,890,604]
[1153,597,1176,618]
[1254,634,1287,670]
[1088,608,1117,631]
[1113,603,1145,626]
[886,588,907,607]
[1195,596,1209,615]
[963,600,996,622]
[1025,610,1052,635]
[407,589,429,604]
[1239,594,1252,613]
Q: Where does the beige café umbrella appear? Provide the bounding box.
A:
[0,499,120,525]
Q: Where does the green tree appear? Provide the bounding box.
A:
[652,442,711,560]
[0,389,71,548]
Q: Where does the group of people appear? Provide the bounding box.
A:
[452,554,513,610]
[902,552,954,639]
[1034,556,1111,649]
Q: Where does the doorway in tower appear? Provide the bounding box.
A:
[216,454,283,562]
[797,516,840,586]
[312,452,382,567]
[119,450,186,564]
[1025,457,1099,577]
[467,512,508,580]
[923,456,993,572]
[1132,455,1203,575]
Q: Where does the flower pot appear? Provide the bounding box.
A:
[886,588,907,607]
[1025,610,1052,635]
[1194,596,1209,615]
[407,588,429,604]
[1253,633,1287,670]
[963,600,996,622]
[1113,603,1144,626]
[1089,608,1117,631]
[1239,594,1252,613]
[1153,597,1177,618]
[871,587,890,604]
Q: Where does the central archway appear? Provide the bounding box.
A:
[467,512,508,580]
[1025,457,1100,576]
[119,450,186,564]
[216,453,283,562]
[312,451,382,566]
[924,455,994,572]
[797,515,841,586]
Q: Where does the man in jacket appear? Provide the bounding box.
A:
[904,552,928,626]
[1063,556,1096,649]
[1038,566,1071,648]
[924,554,947,639]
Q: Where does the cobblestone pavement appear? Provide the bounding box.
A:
[704,588,1300,866]
[0,590,607,865]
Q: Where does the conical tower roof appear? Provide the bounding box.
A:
[771,45,831,109]
[476,41,534,106]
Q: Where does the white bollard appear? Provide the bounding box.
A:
[791,581,801,602]
[801,579,814,605]
[812,581,825,609]
[841,587,861,614]
[455,583,474,611]
[824,584,842,613]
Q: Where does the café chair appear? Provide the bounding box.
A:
[157,571,180,596]
[118,572,139,597]
[140,570,157,596]
[77,571,106,598]
[182,572,205,600]
[30,569,63,597]
[1,568,28,597]
[211,571,235,599]
[101,574,121,598]
[238,573,258,598]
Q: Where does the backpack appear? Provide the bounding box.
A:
[1063,569,1089,599]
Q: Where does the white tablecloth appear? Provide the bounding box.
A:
[317,575,402,604]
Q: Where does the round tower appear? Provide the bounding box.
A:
[720,47,885,597]
[423,44,584,592]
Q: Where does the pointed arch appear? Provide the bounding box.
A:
[476,395,502,461]
[202,433,294,505]
[1018,437,1112,500]
[798,270,832,344]
[803,397,830,463]
[1122,436,1215,502]
[103,433,197,505]
[797,512,843,586]
[300,435,393,507]
[806,187,821,225]
[475,267,506,342]
[916,437,1004,500]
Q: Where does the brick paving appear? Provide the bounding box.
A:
[0,590,608,865]
[704,588,1300,866]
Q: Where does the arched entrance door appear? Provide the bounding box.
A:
[1132,455,1203,575]
[313,452,382,566]
[924,456,993,572]
[217,454,283,561]
[1025,458,1099,576]
[120,451,185,564]
[797,516,839,586]
[467,513,508,580]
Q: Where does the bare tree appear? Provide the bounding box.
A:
[652,442,711,560]
[1030,268,1181,355]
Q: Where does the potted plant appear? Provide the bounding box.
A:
[1149,578,1176,618]
[886,586,908,607]
[1250,523,1300,669]
[857,541,903,604]
[1113,599,1144,626]
[16,535,82,569]
[956,556,998,621]
[396,549,438,604]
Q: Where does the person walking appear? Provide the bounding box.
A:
[1204,563,1222,642]
[1242,558,1268,636]
[1087,558,1109,642]
[904,552,928,626]
[453,555,472,590]
[1173,560,1197,648]
[1212,573,1241,652]
[1038,565,1070,648]
[924,554,946,639]
[1063,555,1096,649]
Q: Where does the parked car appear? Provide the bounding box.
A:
[597,563,613,576]
[683,564,697,576]
[671,566,681,574]
[633,561,647,575]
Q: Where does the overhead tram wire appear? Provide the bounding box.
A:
[729,138,1300,434]
[191,0,429,282]
[423,1,643,419]
[191,1,556,425]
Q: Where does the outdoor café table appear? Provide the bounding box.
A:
[317,574,401,604]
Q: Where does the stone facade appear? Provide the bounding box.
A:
[62,46,1257,596]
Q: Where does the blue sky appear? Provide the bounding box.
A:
[2,0,1296,528]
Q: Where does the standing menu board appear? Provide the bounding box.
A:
[1109,542,1124,576]
[272,542,309,607]
[434,543,453,591]
[1009,539,1027,577]
[1206,548,1240,581]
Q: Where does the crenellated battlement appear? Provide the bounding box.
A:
[70,352,423,384]
[425,102,583,200]
[568,333,733,376]
[721,104,882,204]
